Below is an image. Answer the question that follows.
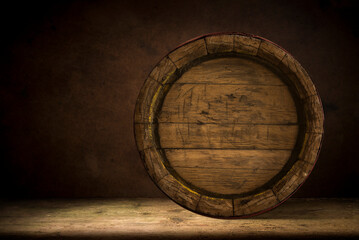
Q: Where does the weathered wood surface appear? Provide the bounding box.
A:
[134,78,163,123]
[196,197,233,217]
[233,35,261,55]
[173,165,284,195]
[167,149,290,195]
[141,147,168,183]
[304,95,324,133]
[168,57,285,85]
[205,35,234,54]
[149,57,176,84]
[159,84,297,124]
[0,199,358,239]
[157,174,201,210]
[257,40,287,66]
[168,39,207,69]
[159,123,298,149]
[167,149,291,168]
[279,53,317,99]
[234,189,279,216]
[135,33,324,218]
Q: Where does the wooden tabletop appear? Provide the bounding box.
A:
[0,198,357,239]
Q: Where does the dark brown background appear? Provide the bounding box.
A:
[0,0,358,198]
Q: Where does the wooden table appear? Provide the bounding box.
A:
[0,198,358,239]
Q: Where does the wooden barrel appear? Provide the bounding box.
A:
[134,33,324,218]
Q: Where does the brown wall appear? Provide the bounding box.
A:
[0,0,358,198]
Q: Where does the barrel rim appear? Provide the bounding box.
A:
[134,32,324,218]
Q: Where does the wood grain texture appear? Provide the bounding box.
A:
[134,33,324,218]
[257,40,286,66]
[134,78,162,123]
[279,53,317,99]
[299,132,322,164]
[168,57,285,85]
[157,175,201,211]
[141,147,169,183]
[196,197,233,217]
[205,35,234,54]
[159,123,298,149]
[166,149,291,195]
[272,164,305,202]
[149,56,177,84]
[166,149,291,169]
[134,123,150,151]
[233,35,261,55]
[168,39,207,69]
[159,83,297,124]
[270,132,323,201]
[304,95,324,133]
[1,199,358,238]
[173,167,285,195]
[272,132,322,202]
[234,189,279,216]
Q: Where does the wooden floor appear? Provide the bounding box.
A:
[0,198,358,239]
